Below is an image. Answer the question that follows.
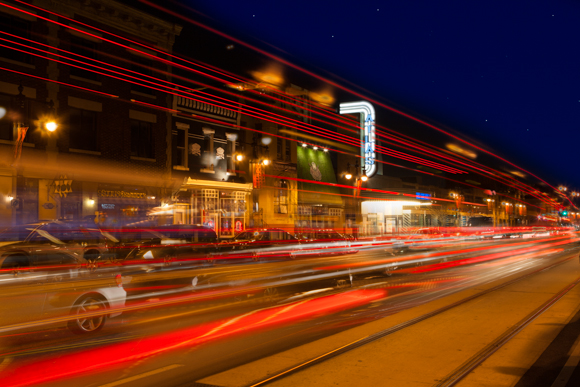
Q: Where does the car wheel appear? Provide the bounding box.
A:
[335,278,350,288]
[262,287,279,303]
[68,294,108,334]
[84,249,101,262]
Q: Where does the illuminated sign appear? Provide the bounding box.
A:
[97,190,146,199]
[339,101,376,177]
[416,192,431,200]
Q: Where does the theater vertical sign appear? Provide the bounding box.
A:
[339,101,376,178]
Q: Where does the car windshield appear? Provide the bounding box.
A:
[0,225,36,241]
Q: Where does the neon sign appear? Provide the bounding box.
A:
[339,101,376,177]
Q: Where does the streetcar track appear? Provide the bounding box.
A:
[434,274,580,387]
[227,249,579,387]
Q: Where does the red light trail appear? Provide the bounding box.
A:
[0,1,569,210]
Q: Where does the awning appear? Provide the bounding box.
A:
[182,177,253,191]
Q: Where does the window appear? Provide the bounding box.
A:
[285,139,291,161]
[0,93,34,142]
[274,180,289,214]
[69,37,99,81]
[131,55,155,95]
[252,126,262,159]
[0,14,32,64]
[0,93,14,141]
[173,124,188,168]
[69,108,98,151]
[130,119,155,159]
[277,138,283,160]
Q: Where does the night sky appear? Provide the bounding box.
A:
[154,1,580,190]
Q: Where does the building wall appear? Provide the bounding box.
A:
[0,0,180,225]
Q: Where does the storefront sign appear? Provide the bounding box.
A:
[253,164,264,188]
[54,175,73,197]
[97,190,146,199]
[339,101,376,178]
[416,192,431,200]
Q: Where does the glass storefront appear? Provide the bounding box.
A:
[175,179,252,239]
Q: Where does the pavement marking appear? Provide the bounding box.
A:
[550,332,580,387]
[98,364,183,387]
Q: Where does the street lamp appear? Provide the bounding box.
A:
[46,121,57,132]
[44,99,58,132]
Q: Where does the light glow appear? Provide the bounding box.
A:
[339,101,376,177]
[45,121,57,132]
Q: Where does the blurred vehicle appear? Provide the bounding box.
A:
[467,216,494,227]
[105,224,218,260]
[103,225,219,297]
[220,228,357,262]
[220,228,298,261]
[294,229,358,256]
[0,221,116,262]
[0,247,125,334]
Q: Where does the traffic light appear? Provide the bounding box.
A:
[561,210,568,216]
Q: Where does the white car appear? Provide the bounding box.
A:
[0,246,126,334]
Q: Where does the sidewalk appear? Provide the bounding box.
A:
[197,257,580,387]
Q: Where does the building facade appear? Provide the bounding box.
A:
[0,0,181,227]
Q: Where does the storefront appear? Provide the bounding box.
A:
[361,199,433,235]
[175,178,252,239]
[96,186,161,227]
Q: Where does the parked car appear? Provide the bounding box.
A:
[0,246,126,334]
[0,221,115,262]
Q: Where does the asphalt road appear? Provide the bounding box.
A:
[0,234,578,387]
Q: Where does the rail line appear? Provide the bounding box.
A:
[220,249,580,387]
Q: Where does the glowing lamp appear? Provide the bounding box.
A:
[45,121,57,132]
[262,159,270,166]
[236,154,243,161]
[345,173,353,180]
[361,174,368,182]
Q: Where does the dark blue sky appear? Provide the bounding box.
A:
[179,0,580,189]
